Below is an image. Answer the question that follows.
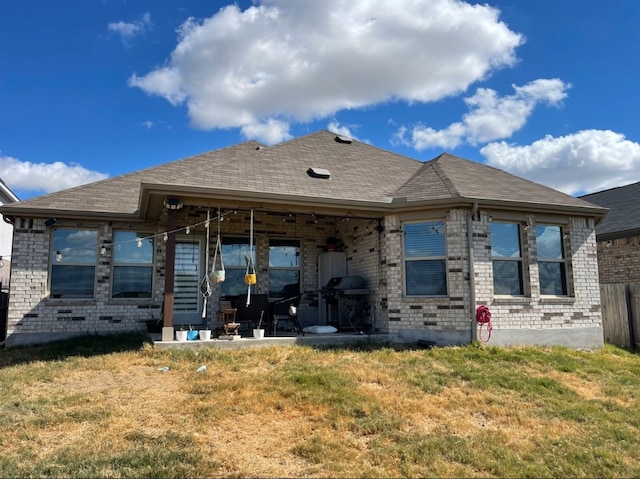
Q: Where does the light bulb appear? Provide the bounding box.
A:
[100,246,106,255]
[136,237,143,248]
[0,256,4,268]
[56,250,63,262]
[185,226,190,234]
[163,232,168,242]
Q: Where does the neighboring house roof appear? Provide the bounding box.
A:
[0,178,18,204]
[0,130,606,220]
[580,181,640,240]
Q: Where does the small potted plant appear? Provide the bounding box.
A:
[175,326,188,342]
[253,311,265,339]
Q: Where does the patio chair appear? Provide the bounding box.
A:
[217,300,239,336]
[270,294,304,336]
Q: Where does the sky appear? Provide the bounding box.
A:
[1,0,639,201]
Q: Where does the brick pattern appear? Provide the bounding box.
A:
[6,207,603,345]
[596,236,640,284]
[383,210,602,338]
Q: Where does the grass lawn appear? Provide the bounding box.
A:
[1,333,640,478]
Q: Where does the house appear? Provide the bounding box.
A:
[0,130,607,348]
[580,181,640,284]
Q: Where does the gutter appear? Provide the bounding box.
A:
[468,202,478,343]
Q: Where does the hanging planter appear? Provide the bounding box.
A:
[245,209,256,306]
[211,207,226,284]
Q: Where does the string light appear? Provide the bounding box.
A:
[163,232,168,242]
[185,226,190,235]
[136,237,143,248]
[56,251,63,262]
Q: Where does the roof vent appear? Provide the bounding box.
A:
[334,135,352,144]
[307,167,331,179]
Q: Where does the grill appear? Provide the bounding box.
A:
[320,275,367,299]
[320,276,370,331]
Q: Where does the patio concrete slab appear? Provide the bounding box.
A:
[152,332,390,350]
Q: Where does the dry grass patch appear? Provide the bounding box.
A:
[2,335,640,478]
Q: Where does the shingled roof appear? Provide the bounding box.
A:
[0,130,605,219]
[580,181,640,240]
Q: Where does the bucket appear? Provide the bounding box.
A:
[253,329,265,339]
[187,330,199,341]
[199,330,211,341]
[176,330,188,342]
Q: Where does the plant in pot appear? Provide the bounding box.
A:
[253,311,265,339]
[199,326,212,341]
[175,326,188,342]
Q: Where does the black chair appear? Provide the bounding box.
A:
[269,295,304,336]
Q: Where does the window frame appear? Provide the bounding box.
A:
[536,224,568,296]
[111,231,155,299]
[268,238,301,300]
[490,221,525,296]
[49,227,98,299]
[402,220,448,297]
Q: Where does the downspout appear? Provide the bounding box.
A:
[468,203,478,343]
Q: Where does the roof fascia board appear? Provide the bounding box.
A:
[597,228,640,242]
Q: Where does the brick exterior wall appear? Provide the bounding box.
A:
[596,235,640,284]
[5,206,604,348]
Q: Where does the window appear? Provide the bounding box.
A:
[403,221,447,296]
[491,222,524,295]
[112,231,154,298]
[50,228,97,299]
[268,239,300,299]
[536,225,567,295]
[220,237,255,297]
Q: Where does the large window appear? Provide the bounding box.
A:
[112,231,154,298]
[403,221,447,296]
[50,228,97,299]
[536,225,567,295]
[220,237,255,297]
[491,222,524,295]
[268,239,300,299]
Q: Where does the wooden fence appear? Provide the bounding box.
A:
[600,282,640,349]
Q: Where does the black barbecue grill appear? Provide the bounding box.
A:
[321,276,370,331]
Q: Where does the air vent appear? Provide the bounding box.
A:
[307,167,331,179]
[334,135,352,144]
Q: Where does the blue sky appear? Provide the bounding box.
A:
[1,0,639,200]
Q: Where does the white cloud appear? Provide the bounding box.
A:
[481,130,640,195]
[0,154,108,196]
[108,12,152,46]
[128,0,522,131]
[240,119,292,144]
[407,78,570,150]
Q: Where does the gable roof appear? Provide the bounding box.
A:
[0,130,606,220]
[580,181,640,239]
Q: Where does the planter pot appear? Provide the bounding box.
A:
[187,330,199,341]
[199,330,212,341]
[175,330,188,342]
[253,328,265,339]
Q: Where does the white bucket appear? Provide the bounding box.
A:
[253,329,265,339]
[175,330,188,342]
[199,330,211,341]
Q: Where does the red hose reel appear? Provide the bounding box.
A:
[475,305,492,343]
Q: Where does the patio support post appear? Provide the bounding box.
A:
[161,205,179,341]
